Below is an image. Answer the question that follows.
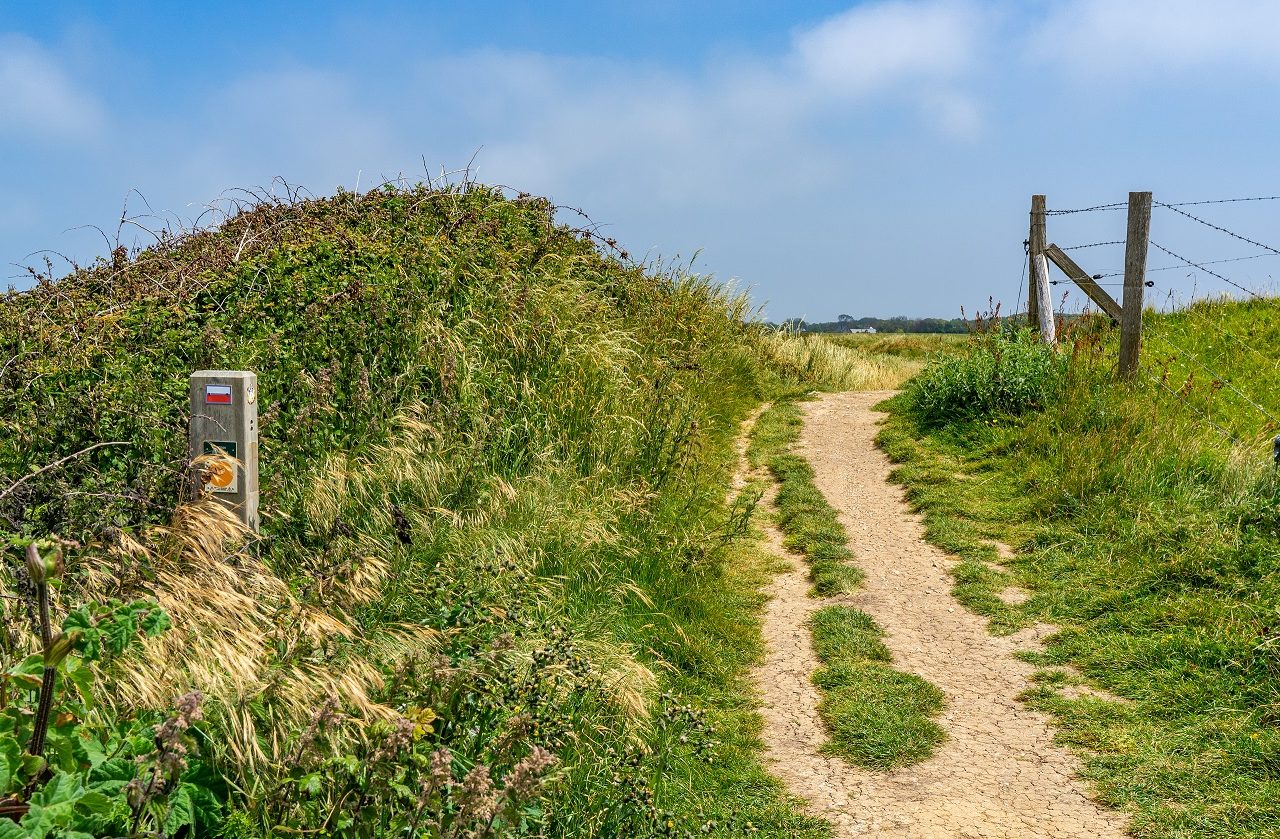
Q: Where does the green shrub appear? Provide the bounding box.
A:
[906,328,1066,424]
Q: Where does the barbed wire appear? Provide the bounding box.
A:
[1156,202,1280,258]
[1147,372,1239,442]
[1154,289,1280,375]
[1144,330,1278,425]
[1014,251,1028,318]
[1166,196,1280,207]
[1045,203,1127,215]
[1054,253,1276,286]
[1048,278,1144,287]
[1060,240,1126,251]
[1148,241,1263,299]
[1148,252,1276,273]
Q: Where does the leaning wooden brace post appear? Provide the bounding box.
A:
[1028,195,1055,343]
[1118,191,1153,378]
[1044,245,1122,324]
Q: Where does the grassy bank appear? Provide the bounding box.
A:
[881,315,1280,837]
[0,184,846,837]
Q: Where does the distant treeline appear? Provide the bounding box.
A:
[776,315,970,334]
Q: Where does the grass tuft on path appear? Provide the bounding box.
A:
[749,401,862,595]
[811,605,945,770]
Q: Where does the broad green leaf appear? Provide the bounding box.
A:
[89,758,135,784]
[21,773,85,837]
[162,785,194,835]
[72,790,112,816]
[0,737,21,794]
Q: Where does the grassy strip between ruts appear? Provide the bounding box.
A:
[810,607,946,770]
[748,401,861,596]
[877,319,1280,838]
[748,399,945,770]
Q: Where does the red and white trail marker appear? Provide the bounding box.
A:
[205,384,233,405]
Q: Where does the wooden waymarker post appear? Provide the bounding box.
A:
[189,370,259,532]
[1118,192,1152,379]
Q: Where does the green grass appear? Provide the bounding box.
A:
[810,605,945,770]
[0,184,837,837]
[810,606,891,664]
[749,401,862,595]
[748,399,945,771]
[814,607,947,773]
[881,311,1280,837]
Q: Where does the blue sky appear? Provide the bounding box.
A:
[4,1,1280,320]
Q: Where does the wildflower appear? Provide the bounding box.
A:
[370,715,415,764]
[501,746,557,804]
[428,747,454,792]
[454,763,500,835]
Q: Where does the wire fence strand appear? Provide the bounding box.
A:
[1144,330,1278,426]
[1148,241,1263,299]
[1156,202,1280,258]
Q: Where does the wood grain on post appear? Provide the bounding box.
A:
[1033,252,1056,343]
[1044,244,1123,323]
[1118,192,1152,378]
[1028,195,1047,332]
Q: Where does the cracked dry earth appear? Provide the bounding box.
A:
[750,391,1129,838]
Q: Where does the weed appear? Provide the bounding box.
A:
[905,327,1067,425]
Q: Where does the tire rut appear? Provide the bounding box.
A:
[749,391,1129,838]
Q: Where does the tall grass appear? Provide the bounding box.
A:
[761,332,920,391]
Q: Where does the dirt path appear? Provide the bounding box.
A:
[751,391,1129,838]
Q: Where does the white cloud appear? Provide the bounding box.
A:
[415,0,991,209]
[163,68,404,203]
[793,0,983,96]
[0,34,105,141]
[1028,0,1280,77]
[920,90,983,139]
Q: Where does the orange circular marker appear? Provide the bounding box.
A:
[207,459,235,490]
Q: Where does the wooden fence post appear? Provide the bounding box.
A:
[1028,195,1045,331]
[1118,191,1152,379]
[1028,195,1055,343]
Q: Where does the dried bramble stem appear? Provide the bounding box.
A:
[24,543,55,759]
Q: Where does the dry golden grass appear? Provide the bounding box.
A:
[87,498,422,779]
[762,332,922,391]
[68,398,667,793]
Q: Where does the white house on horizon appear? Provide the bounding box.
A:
[848,326,877,334]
